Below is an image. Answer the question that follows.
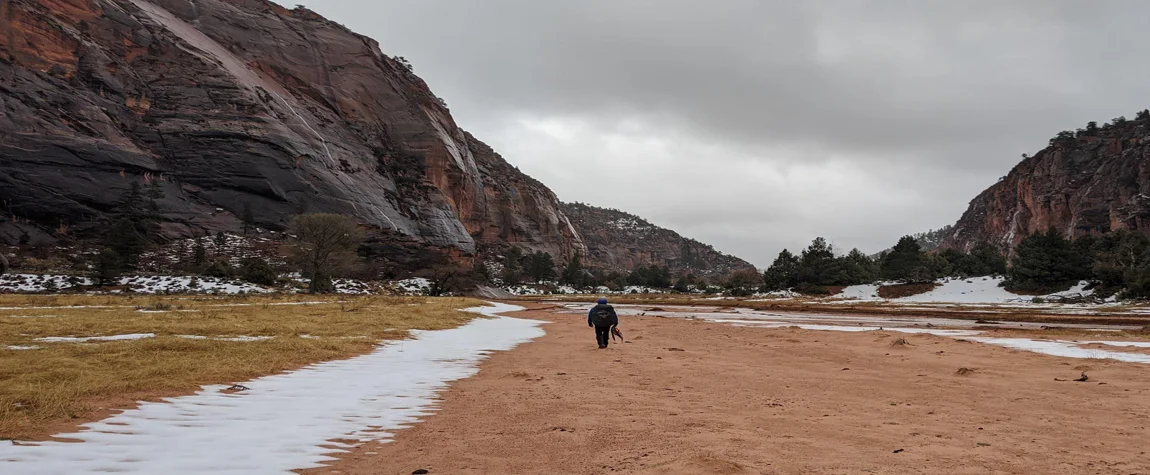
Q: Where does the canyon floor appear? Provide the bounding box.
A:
[311,305,1150,475]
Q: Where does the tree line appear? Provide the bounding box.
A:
[1005,228,1150,298]
[761,236,1007,294]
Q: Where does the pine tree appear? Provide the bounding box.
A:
[91,248,124,286]
[627,265,650,287]
[796,237,838,287]
[1007,229,1091,292]
[561,254,585,287]
[242,203,256,235]
[240,257,277,286]
[502,247,524,285]
[104,218,148,270]
[214,231,227,254]
[119,181,145,224]
[881,236,933,283]
[144,179,165,239]
[969,243,1008,275]
[763,249,799,290]
[193,236,207,267]
[843,248,878,283]
[525,251,557,283]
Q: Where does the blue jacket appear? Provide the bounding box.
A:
[588,304,619,327]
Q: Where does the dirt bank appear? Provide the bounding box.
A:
[309,307,1150,474]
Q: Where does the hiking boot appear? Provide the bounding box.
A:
[598,345,606,349]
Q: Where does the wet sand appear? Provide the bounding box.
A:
[309,307,1150,474]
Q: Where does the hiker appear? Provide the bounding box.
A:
[588,297,619,349]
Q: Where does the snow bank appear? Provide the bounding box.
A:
[836,284,881,301]
[0,303,544,474]
[834,277,1094,304]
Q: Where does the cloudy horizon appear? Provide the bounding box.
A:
[296,0,1150,267]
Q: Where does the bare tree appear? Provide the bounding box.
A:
[417,265,478,296]
[288,214,364,293]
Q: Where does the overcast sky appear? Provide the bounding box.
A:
[297,0,1150,267]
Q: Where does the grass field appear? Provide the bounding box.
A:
[0,294,483,439]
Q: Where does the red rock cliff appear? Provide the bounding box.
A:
[942,114,1150,253]
[0,0,584,260]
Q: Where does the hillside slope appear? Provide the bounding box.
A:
[943,112,1150,252]
[561,202,755,276]
[0,0,582,260]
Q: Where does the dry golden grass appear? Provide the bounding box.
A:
[0,294,485,439]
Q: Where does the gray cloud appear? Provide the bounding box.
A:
[298,0,1150,266]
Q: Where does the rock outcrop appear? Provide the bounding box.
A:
[0,0,583,261]
[561,202,755,277]
[943,113,1150,253]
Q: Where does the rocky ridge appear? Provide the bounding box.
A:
[943,112,1150,252]
[561,202,755,277]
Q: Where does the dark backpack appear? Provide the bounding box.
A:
[591,305,615,327]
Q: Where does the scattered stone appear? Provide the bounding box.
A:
[667,348,685,352]
[1074,372,1089,382]
[955,367,975,376]
[412,470,429,475]
[890,338,912,347]
[892,449,904,454]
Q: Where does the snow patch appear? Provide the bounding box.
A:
[34,333,155,340]
[176,335,275,342]
[393,278,431,295]
[970,337,1150,364]
[0,303,544,474]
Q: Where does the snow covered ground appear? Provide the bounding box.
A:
[831,276,1094,305]
[392,277,431,295]
[0,273,271,294]
[0,303,545,474]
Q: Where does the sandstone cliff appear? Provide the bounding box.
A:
[0,0,583,261]
[943,112,1150,252]
[562,202,755,277]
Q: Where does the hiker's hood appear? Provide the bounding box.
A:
[597,298,608,304]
